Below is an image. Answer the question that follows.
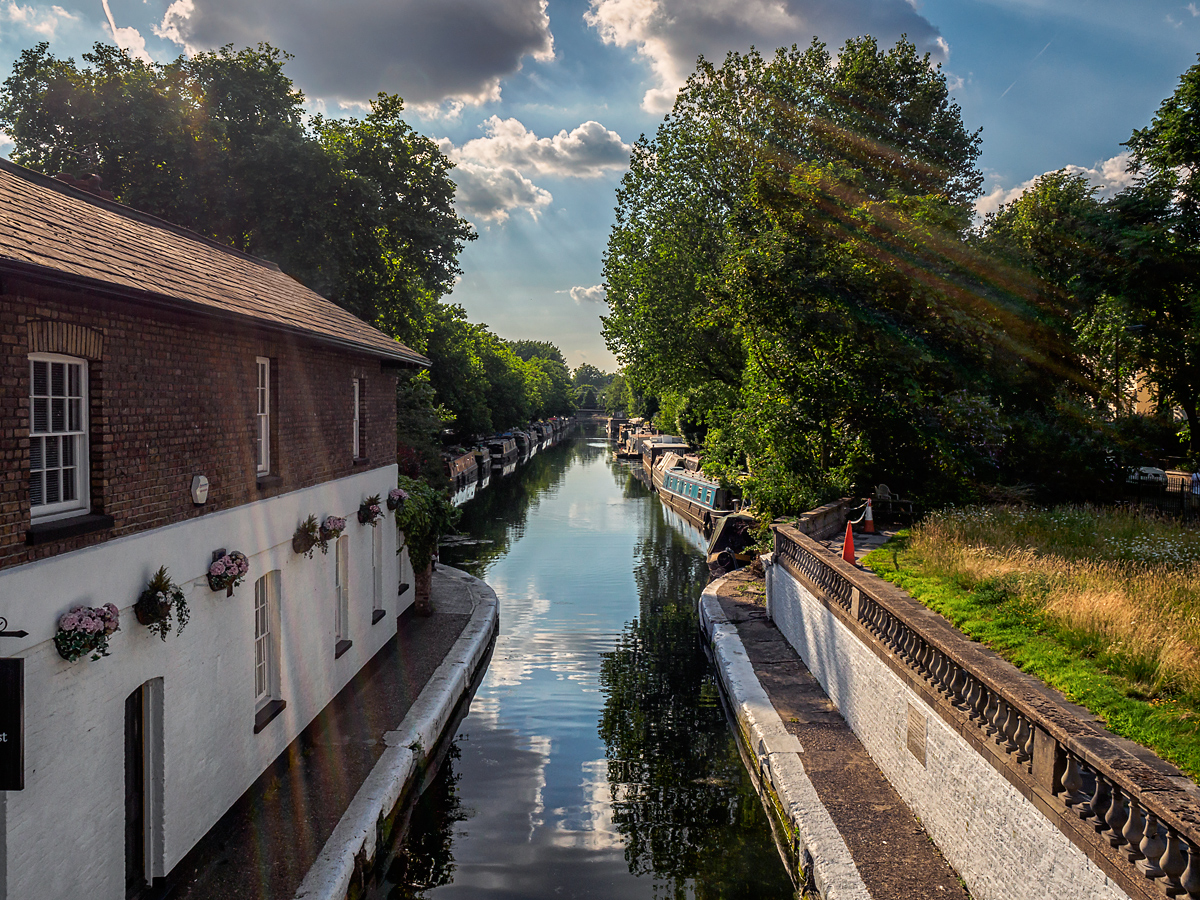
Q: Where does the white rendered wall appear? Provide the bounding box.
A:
[0,465,412,900]
[766,562,1129,900]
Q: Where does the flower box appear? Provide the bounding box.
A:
[55,604,119,662]
[207,550,249,595]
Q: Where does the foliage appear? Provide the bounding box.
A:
[136,566,190,641]
[54,603,119,662]
[293,514,321,559]
[865,509,1200,781]
[393,475,459,572]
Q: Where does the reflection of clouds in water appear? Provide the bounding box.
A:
[527,734,551,840]
[546,759,624,851]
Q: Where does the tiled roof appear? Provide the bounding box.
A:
[0,159,428,366]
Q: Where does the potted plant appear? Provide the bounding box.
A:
[393,476,459,616]
[135,566,191,640]
[386,487,408,511]
[358,494,384,526]
[207,550,249,595]
[319,515,346,550]
[54,603,120,662]
[293,515,321,558]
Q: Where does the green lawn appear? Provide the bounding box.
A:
[863,519,1200,782]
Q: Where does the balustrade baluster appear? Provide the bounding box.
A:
[1087,773,1110,826]
[1161,829,1187,895]
[969,681,987,724]
[1180,839,1200,897]
[1062,755,1087,808]
[1001,703,1020,753]
[1139,813,1166,879]
[1124,800,1147,863]
[1014,715,1031,763]
[983,691,1000,736]
[1106,786,1129,847]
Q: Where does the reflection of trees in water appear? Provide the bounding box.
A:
[440,430,604,575]
[599,501,792,898]
[383,745,468,900]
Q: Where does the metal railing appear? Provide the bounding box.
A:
[773,523,1200,900]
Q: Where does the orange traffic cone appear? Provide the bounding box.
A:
[864,498,875,534]
[842,521,856,564]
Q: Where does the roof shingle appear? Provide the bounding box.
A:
[0,159,428,366]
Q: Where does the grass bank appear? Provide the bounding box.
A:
[862,505,1200,781]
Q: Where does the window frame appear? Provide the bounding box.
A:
[352,378,361,459]
[28,353,90,523]
[335,535,350,644]
[255,357,271,476]
[253,571,281,710]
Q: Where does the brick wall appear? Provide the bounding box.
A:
[0,277,400,572]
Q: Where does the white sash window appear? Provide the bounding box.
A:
[29,354,88,521]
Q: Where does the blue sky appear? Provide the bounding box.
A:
[0,0,1197,369]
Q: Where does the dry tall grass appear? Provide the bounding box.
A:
[909,506,1200,699]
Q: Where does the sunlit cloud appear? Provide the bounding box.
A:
[100,0,151,62]
[457,116,631,178]
[975,152,1136,218]
[2,1,77,40]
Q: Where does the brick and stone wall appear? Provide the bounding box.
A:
[0,276,400,572]
[766,554,1131,900]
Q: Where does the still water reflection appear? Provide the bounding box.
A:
[378,429,793,898]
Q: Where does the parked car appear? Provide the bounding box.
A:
[1127,466,1169,491]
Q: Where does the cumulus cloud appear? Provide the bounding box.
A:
[439,142,552,223]
[569,284,607,303]
[2,1,77,39]
[585,0,947,112]
[100,0,151,62]
[457,116,631,177]
[975,152,1137,218]
[155,0,553,107]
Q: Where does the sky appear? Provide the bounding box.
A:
[0,0,1197,370]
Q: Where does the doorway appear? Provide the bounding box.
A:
[124,684,146,898]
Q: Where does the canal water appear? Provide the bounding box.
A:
[377,428,793,899]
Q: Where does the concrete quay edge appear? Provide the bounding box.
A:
[699,576,871,900]
[294,567,499,900]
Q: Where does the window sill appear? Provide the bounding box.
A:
[352,457,371,468]
[372,609,386,625]
[334,639,353,659]
[253,699,286,734]
[26,513,115,545]
[256,475,283,490]
[398,582,410,596]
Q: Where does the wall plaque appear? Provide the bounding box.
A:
[906,702,927,767]
[0,658,23,790]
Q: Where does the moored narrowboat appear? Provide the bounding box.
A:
[488,436,519,476]
[651,451,734,531]
[443,449,479,492]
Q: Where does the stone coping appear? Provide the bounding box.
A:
[772,523,1200,900]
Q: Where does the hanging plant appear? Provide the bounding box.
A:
[207,550,249,594]
[386,487,408,511]
[135,566,190,640]
[358,494,384,526]
[319,515,346,550]
[54,603,120,662]
[293,515,321,558]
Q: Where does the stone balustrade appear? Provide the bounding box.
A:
[772,523,1200,900]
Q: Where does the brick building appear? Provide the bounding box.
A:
[0,159,425,898]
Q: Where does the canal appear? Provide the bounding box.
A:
[374,427,794,898]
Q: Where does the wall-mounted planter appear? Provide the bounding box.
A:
[358,495,383,527]
[54,604,119,662]
[319,516,346,547]
[387,488,407,511]
[135,566,190,640]
[207,550,248,596]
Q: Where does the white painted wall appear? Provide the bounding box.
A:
[0,465,413,900]
[766,560,1130,900]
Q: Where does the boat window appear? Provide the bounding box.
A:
[706,489,713,504]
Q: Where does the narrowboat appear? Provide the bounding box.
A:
[472,446,492,491]
[640,434,690,473]
[651,451,734,531]
[488,436,519,476]
[443,449,478,493]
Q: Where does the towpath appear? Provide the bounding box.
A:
[713,565,968,899]
[155,568,488,900]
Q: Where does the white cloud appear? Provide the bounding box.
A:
[585,0,947,112]
[569,284,607,303]
[440,143,552,223]
[156,0,554,107]
[1189,2,1199,15]
[975,152,1136,218]
[457,116,631,178]
[100,0,151,62]
[2,1,77,39]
